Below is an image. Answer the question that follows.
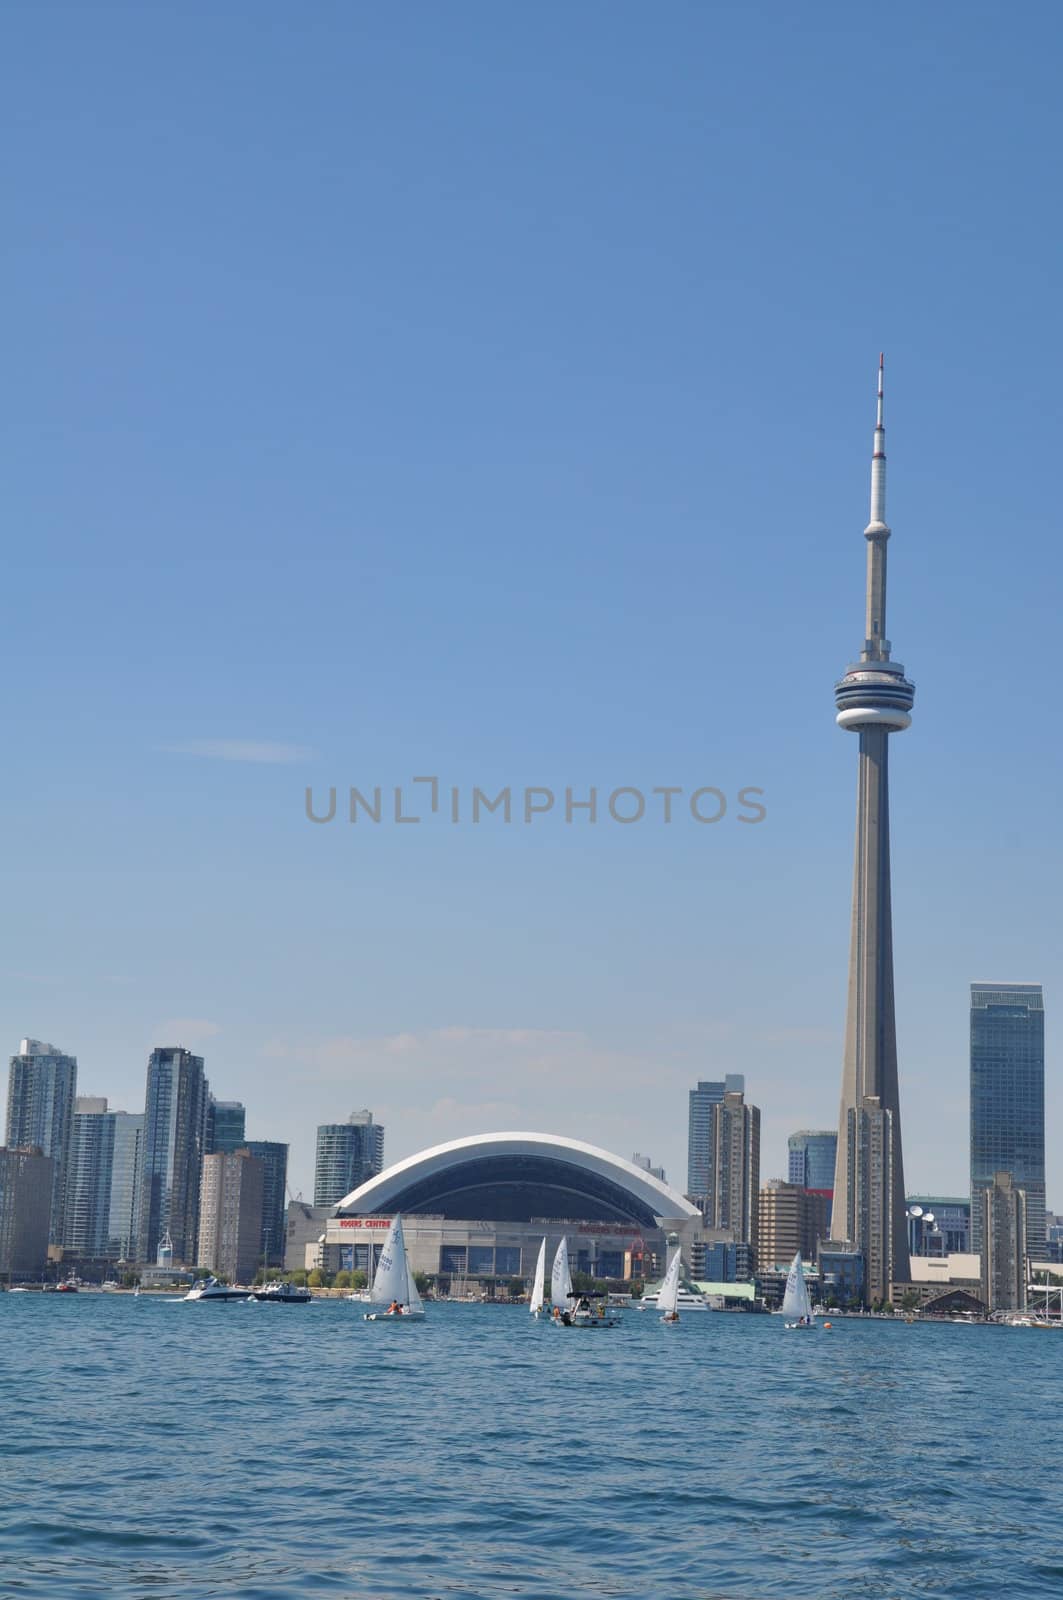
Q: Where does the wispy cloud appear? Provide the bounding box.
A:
[157,740,314,764]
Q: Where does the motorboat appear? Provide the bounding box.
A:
[249,1280,312,1305]
[639,1283,711,1313]
[183,1277,252,1303]
[549,1293,621,1329]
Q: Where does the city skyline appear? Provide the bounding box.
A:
[3,8,1060,1218]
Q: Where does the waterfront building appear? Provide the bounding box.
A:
[980,1170,1028,1313]
[816,1242,865,1308]
[697,1088,760,1260]
[5,1039,78,1245]
[243,1140,288,1267]
[692,1239,754,1283]
[205,1098,246,1155]
[830,359,914,1305]
[758,1179,831,1269]
[63,1099,144,1260]
[970,983,1045,1260]
[0,1145,54,1277]
[136,1047,209,1266]
[686,1075,744,1197]
[284,1199,333,1272]
[314,1110,385,1207]
[197,1149,264,1284]
[906,1195,971,1257]
[328,1131,701,1285]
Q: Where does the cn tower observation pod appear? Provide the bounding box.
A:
[334,1131,700,1230]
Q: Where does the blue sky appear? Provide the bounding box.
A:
[3,3,1060,1203]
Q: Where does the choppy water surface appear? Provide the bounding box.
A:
[2,1297,1062,1598]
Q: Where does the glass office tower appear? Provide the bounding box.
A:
[970,984,1045,1259]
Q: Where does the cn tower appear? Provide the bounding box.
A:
[831,357,913,1304]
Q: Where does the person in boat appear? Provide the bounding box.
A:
[664,1311,679,1324]
[387,1299,402,1316]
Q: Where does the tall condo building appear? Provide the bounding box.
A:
[831,359,914,1305]
[206,1099,247,1155]
[0,1146,55,1277]
[696,1088,760,1260]
[759,1180,832,1269]
[787,1131,838,1193]
[197,1149,264,1284]
[63,1098,143,1260]
[314,1110,385,1206]
[970,984,1045,1259]
[243,1140,289,1267]
[136,1047,209,1266]
[687,1075,745,1197]
[979,1170,1028,1313]
[6,1038,78,1245]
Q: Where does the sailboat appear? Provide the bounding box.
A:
[657,1250,683,1325]
[781,1251,814,1329]
[363,1216,426,1323]
[549,1236,573,1323]
[529,1237,547,1318]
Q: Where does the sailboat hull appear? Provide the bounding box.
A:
[364,1309,426,1323]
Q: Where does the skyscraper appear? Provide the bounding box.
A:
[831,359,913,1304]
[970,983,1045,1259]
[0,1146,54,1277]
[686,1075,745,1198]
[197,1149,264,1284]
[697,1087,760,1259]
[787,1131,838,1192]
[980,1170,1028,1313]
[136,1047,209,1265]
[206,1099,246,1154]
[314,1110,385,1206]
[243,1140,288,1267]
[63,1098,143,1260]
[5,1038,78,1245]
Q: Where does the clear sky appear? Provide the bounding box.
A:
[3,2,1060,1205]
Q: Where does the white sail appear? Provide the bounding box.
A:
[529,1237,546,1316]
[781,1252,813,1323]
[369,1216,424,1313]
[550,1237,572,1308]
[657,1249,683,1317]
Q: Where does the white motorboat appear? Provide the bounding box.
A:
[781,1252,815,1329]
[183,1277,252,1303]
[639,1283,711,1313]
[363,1216,426,1322]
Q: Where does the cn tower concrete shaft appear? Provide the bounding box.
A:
[831,358,914,1304]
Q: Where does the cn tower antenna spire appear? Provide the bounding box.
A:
[867,353,888,538]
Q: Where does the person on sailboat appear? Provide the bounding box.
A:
[387,1299,402,1316]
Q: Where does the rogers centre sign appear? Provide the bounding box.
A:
[338,1217,393,1230]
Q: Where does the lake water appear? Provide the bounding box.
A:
[2,1296,1062,1599]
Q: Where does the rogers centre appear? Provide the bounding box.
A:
[320,1131,703,1285]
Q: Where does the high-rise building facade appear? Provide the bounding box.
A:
[197,1150,264,1284]
[686,1075,745,1198]
[831,360,913,1304]
[0,1146,54,1277]
[906,1195,971,1257]
[206,1099,247,1155]
[63,1098,143,1260]
[697,1088,760,1260]
[759,1180,832,1269]
[136,1047,209,1266]
[314,1111,385,1207]
[243,1140,288,1267]
[5,1039,78,1246]
[980,1170,1028,1313]
[787,1131,838,1192]
[970,984,1045,1260]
